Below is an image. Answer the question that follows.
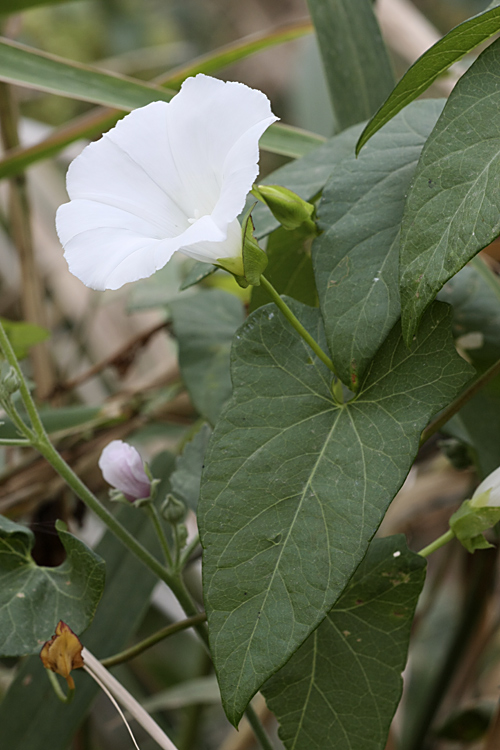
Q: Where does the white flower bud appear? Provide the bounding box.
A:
[98,440,151,502]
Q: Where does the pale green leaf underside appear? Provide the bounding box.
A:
[0,516,105,656]
[263,535,426,750]
[400,37,500,343]
[357,1,500,152]
[314,99,444,390]
[199,300,472,725]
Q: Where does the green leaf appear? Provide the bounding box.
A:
[249,227,318,313]
[170,424,212,512]
[447,384,500,479]
[199,299,472,725]
[399,37,500,344]
[168,290,245,426]
[357,1,500,153]
[314,99,443,390]
[307,0,394,130]
[262,535,426,750]
[252,123,364,239]
[0,38,320,162]
[0,37,175,110]
[0,501,167,750]
[0,318,49,360]
[437,258,500,369]
[0,517,105,657]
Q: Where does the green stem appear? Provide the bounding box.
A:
[0,318,209,650]
[260,275,337,375]
[420,356,500,446]
[0,437,30,446]
[179,532,200,569]
[0,320,46,437]
[418,529,456,558]
[38,438,209,646]
[45,669,74,704]
[245,703,274,750]
[146,504,174,570]
[101,613,207,668]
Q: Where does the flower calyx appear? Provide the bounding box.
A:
[449,466,500,553]
[40,620,84,691]
[224,205,268,288]
[252,184,318,236]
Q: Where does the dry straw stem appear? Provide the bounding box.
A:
[82,648,180,750]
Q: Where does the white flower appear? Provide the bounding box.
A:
[56,74,278,290]
[98,440,151,501]
[471,465,500,508]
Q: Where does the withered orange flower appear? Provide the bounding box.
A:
[40,620,84,690]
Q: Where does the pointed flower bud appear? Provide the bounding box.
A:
[56,74,278,290]
[99,440,151,502]
[40,620,84,690]
[252,184,317,234]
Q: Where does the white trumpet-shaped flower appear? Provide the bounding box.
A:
[56,74,278,290]
[471,465,500,508]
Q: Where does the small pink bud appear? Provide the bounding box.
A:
[98,440,151,501]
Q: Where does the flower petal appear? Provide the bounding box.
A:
[99,440,151,500]
[58,202,226,290]
[56,74,277,289]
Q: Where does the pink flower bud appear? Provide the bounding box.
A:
[98,440,151,501]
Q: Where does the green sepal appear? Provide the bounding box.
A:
[252,184,317,235]
[237,206,268,287]
[449,499,500,553]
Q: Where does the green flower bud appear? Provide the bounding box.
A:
[252,184,317,235]
[2,368,20,396]
[161,494,187,524]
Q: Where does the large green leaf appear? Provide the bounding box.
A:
[263,535,426,750]
[314,99,443,390]
[0,517,105,656]
[253,123,363,239]
[168,290,245,426]
[357,1,500,152]
[199,299,472,725]
[0,501,166,749]
[307,0,394,131]
[399,37,500,344]
[249,226,318,312]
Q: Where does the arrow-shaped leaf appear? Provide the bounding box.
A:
[199,299,472,725]
[263,535,426,750]
[400,37,500,343]
[314,99,443,390]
